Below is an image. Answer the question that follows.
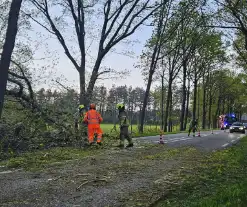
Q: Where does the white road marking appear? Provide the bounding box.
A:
[0,170,14,174]
[168,137,192,143]
[222,143,229,148]
[155,137,193,143]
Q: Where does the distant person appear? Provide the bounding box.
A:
[84,104,103,145]
[116,103,133,148]
[188,118,198,137]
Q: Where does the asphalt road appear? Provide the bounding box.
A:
[134,129,246,151]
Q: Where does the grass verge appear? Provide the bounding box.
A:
[154,136,247,207]
[0,147,100,171]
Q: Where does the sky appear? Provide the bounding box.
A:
[24,4,154,92]
[19,0,237,93]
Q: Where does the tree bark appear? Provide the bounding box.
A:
[184,77,190,130]
[207,72,212,129]
[79,70,86,104]
[164,80,172,132]
[222,98,225,114]
[192,73,198,120]
[84,57,103,105]
[208,88,212,129]
[168,88,173,132]
[202,74,207,129]
[139,70,155,133]
[214,95,221,128]
[197,80,200,122]
[161,72,165,130]
[0,0,23,118]
[180,59,187,131]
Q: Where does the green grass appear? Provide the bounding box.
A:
[100,124,163,133]
[0,147,100,171]
[154,136,247,207]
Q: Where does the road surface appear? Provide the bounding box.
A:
[134,129,246,151]
[0,129,246,206]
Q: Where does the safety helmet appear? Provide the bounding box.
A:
[90,103,96,109]
[117,103,125,109]
[117,103,125,111]
[79,104,85,109]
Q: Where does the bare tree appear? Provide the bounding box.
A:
[26,0,162,106]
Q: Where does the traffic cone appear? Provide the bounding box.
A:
[197,129,201,137]
[159,131,164,144]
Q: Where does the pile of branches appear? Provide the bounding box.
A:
[0,60,78,158]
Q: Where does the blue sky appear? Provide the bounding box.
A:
[26,7,154,91]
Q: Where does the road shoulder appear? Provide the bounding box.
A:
[153,136,247,207]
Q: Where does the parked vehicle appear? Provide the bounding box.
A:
[243,123,247,129]
[229,122,245,134]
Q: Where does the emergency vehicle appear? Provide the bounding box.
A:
[219,113,238,130]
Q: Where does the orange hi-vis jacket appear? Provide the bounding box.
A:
[84,109,103,143]
[84,109,103,126]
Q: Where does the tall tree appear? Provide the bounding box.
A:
[139,0,172,133]
[27,0,162,106]
[0,0,23,118]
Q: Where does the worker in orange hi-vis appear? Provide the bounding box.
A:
[83,103,103,146]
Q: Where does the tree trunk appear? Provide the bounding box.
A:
[227,95,230,114]
[180,59,187,131]
[222,98,225,114]
[214,95,221,128]
[0,0,23,118]
[161,73,165,130]
[164,80,172,132]
[84,57,103,105]
[184,77,190,130]
[197,80,200,122]
[168,89,173,132]
[208,88,212,129]
[202,75,207,129]
[139,2,166,133]
[139,68,155,133]
[192,77,198,120]
[79,61,86,104]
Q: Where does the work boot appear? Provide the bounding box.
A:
[126,143,134,148]
[117,144,124,149]
[117,140,125,149]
